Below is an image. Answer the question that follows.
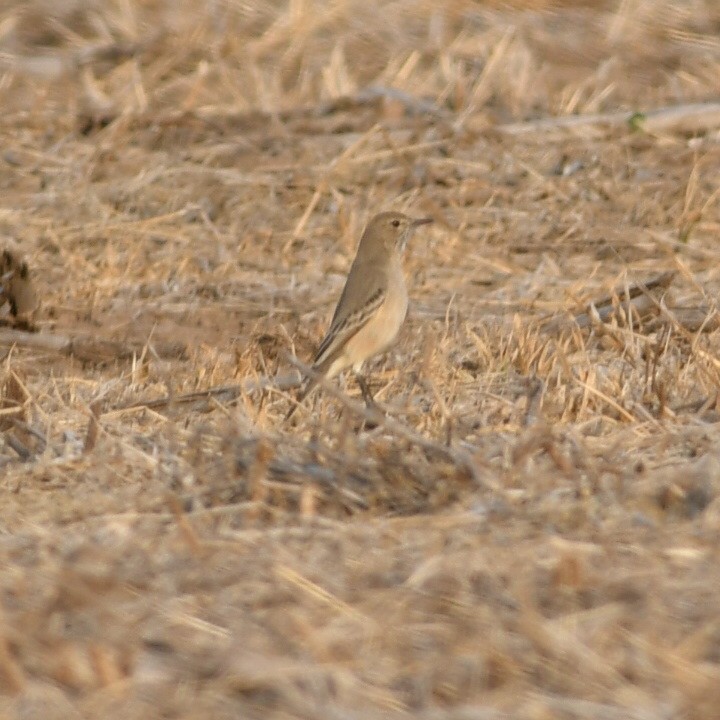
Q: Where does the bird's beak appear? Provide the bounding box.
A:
[411,217,433,228]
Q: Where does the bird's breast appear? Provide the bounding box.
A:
[382,261,409,334]
[358,261,408,353]
[334,258,408,375]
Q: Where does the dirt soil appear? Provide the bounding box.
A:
[0,0,719,717]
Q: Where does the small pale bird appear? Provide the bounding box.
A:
[287,211,432,418]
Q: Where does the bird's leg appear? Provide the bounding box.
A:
[354,372,376,408]
[351,371,380,432]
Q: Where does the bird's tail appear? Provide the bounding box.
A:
[285,350,339,420]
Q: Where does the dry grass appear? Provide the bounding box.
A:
[0,0,719,717]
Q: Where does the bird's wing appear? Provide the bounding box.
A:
[313,271,386,368]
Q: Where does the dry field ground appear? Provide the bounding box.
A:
[0,0,719,717]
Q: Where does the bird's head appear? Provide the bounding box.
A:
[362,211,433,255]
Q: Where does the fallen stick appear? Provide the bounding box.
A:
[498,102,720,136]
[543,271,676,332]
[115,357,490,489]
[0,327,186,362]
[646,306,720,334]
[113,374,301,412]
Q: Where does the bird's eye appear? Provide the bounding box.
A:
[391,219,400,227]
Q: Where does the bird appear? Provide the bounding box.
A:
[0,246,38,320]
[287,211,432,419]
